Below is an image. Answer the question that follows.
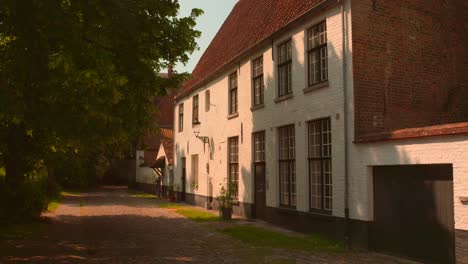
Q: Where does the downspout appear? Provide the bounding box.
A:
[340,0,351,249]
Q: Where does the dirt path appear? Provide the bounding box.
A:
[0,186,413,263]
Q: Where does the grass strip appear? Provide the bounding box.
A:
[220,225,344,253]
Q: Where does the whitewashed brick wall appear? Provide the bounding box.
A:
[174,5,349,217]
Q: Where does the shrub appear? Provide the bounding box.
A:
[0,168,48,223]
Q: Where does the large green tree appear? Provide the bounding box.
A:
[0,0,201,188]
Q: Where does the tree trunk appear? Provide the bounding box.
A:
[5,125,28,189]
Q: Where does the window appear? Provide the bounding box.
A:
[228,137,239,199]
[205,90,210,112]
[278,125,296,207]
[178,104,184,132]
[229,72,238,115]
[307,21,328,86]
[253,131,265,163]
[277,40,292,97]
[192,94,199,124]
[191,154,199,188]
[308,118,332,212]
[252,56,264,106]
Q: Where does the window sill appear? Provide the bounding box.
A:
[303,81,329,94]
[278,206,297,212]
[250,104,265,112]
[308,209,332,216]
[274,93,294,103]
[227,113,239,120]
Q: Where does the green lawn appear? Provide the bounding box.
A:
[157,202,185,209]
[220,225,344,253]
[127,189,157,198]
[157,203,220,222]
[175,208,220,222]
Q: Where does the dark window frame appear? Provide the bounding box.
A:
[228,136,239,199]
[277,39,293,97]
[252,56,264,107]
[228,72,238,115]
[278,124,296,208]
[192,94,199,124]
[307,21,328,87]
[205,90,210,112]
[253,131,266,164]
[308,118,332,213]
[178,103,184,132]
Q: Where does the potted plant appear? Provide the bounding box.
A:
[216,181,236,221]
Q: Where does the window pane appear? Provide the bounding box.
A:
[290,162,296,206]
[193,95,199,122]
[191,155,198,186]
[322,119,331,157]
[254,132,265,162]
[228,137,239,199]
[324,159,332,211]
[309,160,322,209]
[205,90,210,112]
[307,21,327,85]
[279,162,290,206]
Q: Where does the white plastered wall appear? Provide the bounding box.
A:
[174,4,351,217]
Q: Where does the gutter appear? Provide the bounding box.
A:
[339,0,351,249]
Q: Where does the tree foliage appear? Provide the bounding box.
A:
[0,0,201,188]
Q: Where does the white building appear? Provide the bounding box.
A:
[173,0,468,263]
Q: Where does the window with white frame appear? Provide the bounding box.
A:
[178,103,184,132]
[253,131,265,163]
[307,21,328,86]
[278,125,296,207]
[192,94,199,123]
[205,90,210,112]
[191,154,199,187]
[228,137,239,199]
[277,40,292,97]
[308,118,332,212]
[229,72,238,115]
[252,56,264,106]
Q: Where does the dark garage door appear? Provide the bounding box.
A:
[372,165,455,264]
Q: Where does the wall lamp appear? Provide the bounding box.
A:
[193,119,210,151]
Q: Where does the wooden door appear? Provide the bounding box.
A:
[372,165,455,264]
[181,157,186,201]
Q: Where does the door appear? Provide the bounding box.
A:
[254,163,266,220]
[372,165,455,264]
[181,157,186,201]
[253,131,266,220]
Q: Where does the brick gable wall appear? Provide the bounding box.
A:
[351,0,468,140]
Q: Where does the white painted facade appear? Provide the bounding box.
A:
[174,0,468,245]
[174,5,350,217]
[135,150,157,185]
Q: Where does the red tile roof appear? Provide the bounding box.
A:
[177,0,327,100]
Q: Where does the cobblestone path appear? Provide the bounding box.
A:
[0,186,416,264]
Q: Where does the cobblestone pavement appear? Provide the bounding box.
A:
[0,186,416,264]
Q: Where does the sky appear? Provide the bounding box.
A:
[174,0,238,73]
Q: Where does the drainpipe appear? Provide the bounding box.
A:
[340,0,351,249]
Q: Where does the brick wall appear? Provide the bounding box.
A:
[351,0,468,140]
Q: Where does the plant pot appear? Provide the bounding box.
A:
[219,208,232,221]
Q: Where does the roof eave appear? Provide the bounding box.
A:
[175,0,339,102]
